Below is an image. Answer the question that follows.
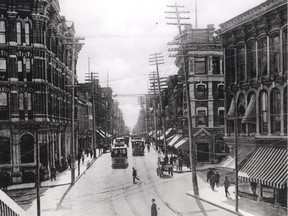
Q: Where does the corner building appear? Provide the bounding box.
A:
[0,0,82,183]
[218,0,287,206]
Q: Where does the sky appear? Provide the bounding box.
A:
[59,0,266,130]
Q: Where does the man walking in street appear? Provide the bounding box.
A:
[224,176,230,197]
[151,198,158,216]
[132,167,140,184]
[215,171,220,187]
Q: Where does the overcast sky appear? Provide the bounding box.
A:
[59,0,266,130]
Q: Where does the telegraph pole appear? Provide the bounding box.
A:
[149,53,168,155]
[35,130,40,216]
[166,3,199,195]
[64,35,85,185]
[85,60,98,159]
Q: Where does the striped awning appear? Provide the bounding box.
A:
[174,137,189,149]
[239,146,287,189]
[159,128,174,140]
[168,134,182,147]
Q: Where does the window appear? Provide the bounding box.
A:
[225,48,236,82]
[194,57,206,74]
[18,60,23,81]
[27,93,33,120]
[247,42,256,79]
[196,84,207,100]
[218,108,224,126]
[218,85,224,99]
[270,34,280,74]
[258,37,267,77]
[0,58,7,81]
[20,134,34,163]
[19,93,24,120]
[259,91,268,133]
[16,22,22,45]
[197,109,207,126]
[237,46,245,81]
[0,92,8,120]
[212,57,220,74]
[283,29,287,74]
[25,22,30,45]
[270,89,281,133]
[188,58,194,73]
[0,137,10,164]
[0,20,6,44]
[26,58,32,81]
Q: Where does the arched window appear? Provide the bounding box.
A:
[270,34,280,74]
[247,42,256,79]
[16,22,22,45]
[0,20,6,44]
[26,58,32,81]
[18,60,23,81]
[0,58,7,81]
[25,22,30,45]
[258,37,267,77]
[20,134,34,163]
[0,92,8,120]
[259,91,268,133]
[270,89,281,133]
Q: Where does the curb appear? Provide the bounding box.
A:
[186,192,244,216]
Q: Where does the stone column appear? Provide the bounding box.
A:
[11,132,22,183]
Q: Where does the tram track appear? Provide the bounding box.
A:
[108,168,118,216]
[141,154,184,216]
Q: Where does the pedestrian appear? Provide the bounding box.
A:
[169,155,174,166]
[151,198,158,216]
[147,144,150,152]
[179,156,183,171]
[215,171,220,187]
[81,151,85,164]
[206,168,215,182]
[132,167,140,184]
[250,182,257,196]
[67,154,71,169]
[210,173,216,190]
[50,167,56,181]
[223,176,230,197]
[164,154,168,164]
[175,157,179,172]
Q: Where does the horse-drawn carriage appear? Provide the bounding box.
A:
[156,161,173,178]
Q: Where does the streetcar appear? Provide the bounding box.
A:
[111,142,129,168]
[131,139,145,156]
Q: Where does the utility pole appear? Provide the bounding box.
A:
[85,59,98,159]
[64,35,85,185]
[35,129,40,216]
[234,100,239,212]
[149,53,167,155]
[166,3,199,195]
[149,72,159,152]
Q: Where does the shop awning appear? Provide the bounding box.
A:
[242,94,256,124]
[227,98,235,118]
[218,144,256,169]
[96,130,105,138]
[166,134,175,143]
[149,130,155,136]
[159,128,174,140]
[168,134,182,147]
[174,137,189,149]
[239,146,287,189]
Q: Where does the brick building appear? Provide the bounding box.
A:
[218,0,287,206]
[0,0,82,183]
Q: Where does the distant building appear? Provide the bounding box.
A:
[0,0,82,183]
[173,24,226,163]
[218,0,287,206]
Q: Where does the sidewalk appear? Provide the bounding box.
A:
[6,150,102,215]
[155,148,287,216]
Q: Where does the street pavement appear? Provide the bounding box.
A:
[2,148,281,216]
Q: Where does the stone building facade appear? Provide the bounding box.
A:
[0,0,82,183]
[173,24,226,163]
[218,0,287,206]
